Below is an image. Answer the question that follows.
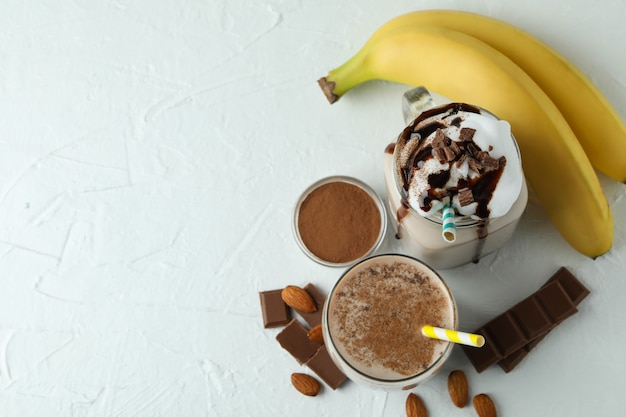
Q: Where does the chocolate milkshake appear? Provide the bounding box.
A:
[384,96,528,269]
[323,254,457,389]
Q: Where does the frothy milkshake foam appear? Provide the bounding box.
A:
[396,103,524,222]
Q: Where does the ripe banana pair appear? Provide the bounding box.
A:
[318,10,625,258]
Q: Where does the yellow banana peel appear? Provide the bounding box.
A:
[362,10,626,183]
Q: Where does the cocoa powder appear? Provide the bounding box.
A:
[297,181,381,264]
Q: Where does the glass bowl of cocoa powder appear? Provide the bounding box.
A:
[293,176,387,267]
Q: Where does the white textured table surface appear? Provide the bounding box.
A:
[1,1,625,416]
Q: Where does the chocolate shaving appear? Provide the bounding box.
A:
[458,188,474,206]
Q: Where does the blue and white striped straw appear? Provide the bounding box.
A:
[442,205,456,242]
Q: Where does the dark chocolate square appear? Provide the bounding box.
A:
[306,345,347,390]
[484,313,527,356]
[536,281,578,322]
[259,289,291,328]
[461,327,503,373]
[497,346,528,373]
[549,267,590,305]
[276,319,320,365]
[526,333,547,350]
[499,331,550,373]
[510,297,552,339]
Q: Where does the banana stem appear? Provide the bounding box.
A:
[318,47,374,104]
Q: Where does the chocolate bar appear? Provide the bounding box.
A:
[306,345,347,390]
[259,289,292,328]
[276,319,321,364]
[296,283,326,328]
[498,267,590,372]
[462,267,589,373]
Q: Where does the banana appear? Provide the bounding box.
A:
[361,10,626,183]
[318,25,613,257]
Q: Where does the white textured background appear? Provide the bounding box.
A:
[1,1,624,416]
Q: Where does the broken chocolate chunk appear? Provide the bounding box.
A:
[468,157,483,173]
[449,140,461,156]
[475,151,489,161]
[306,345,347,390]
[433,129,447,148]
[443,146,457,162]
[474,149,505,170]
[459,127,476,141]
[456,153,467,168]
[260,289,292,328]
[458,188,474,206]
[434,147,447,164]
[480,154,500,170]
[276,319,321,365]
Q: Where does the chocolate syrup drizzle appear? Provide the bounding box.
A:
[393,103,506,263]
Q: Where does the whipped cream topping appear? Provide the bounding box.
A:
[395,103,524,222]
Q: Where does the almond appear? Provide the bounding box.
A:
[473,393,497,417]
[405,393,428,417]
[281,285,317,313]
[291,373,321,396]
[448,370,469,408]
[307,324,324,344]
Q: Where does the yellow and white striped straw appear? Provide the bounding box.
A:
[422,325,485,348]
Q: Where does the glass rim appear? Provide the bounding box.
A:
[292,175,388,268]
